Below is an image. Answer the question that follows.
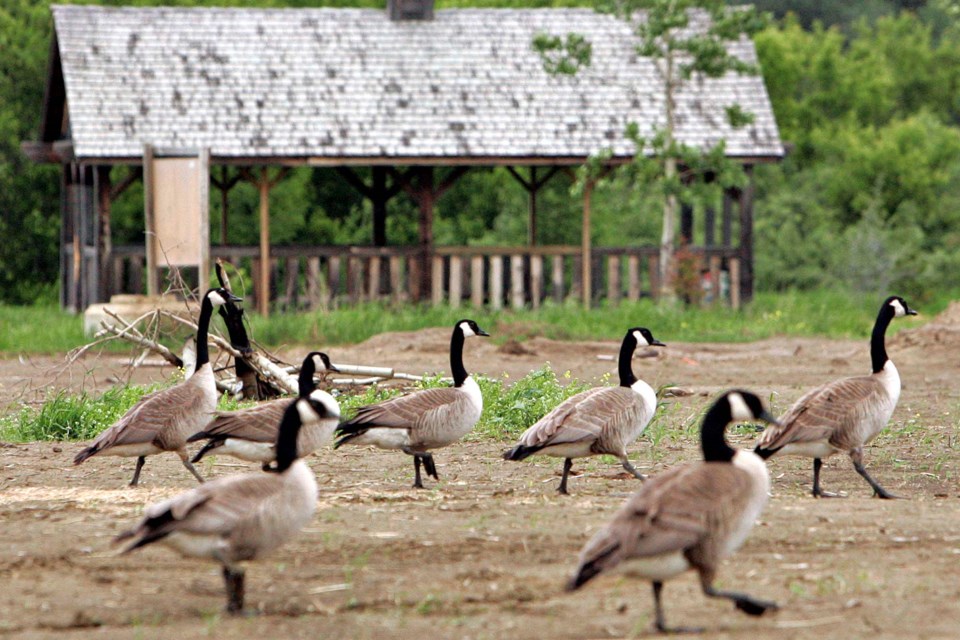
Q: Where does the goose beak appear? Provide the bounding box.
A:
[328,363,341,373]
[650,339,666,347]
[758,410,780,427]
[227,292,243,303]
[906,307,918,316]
[477,327,491,337]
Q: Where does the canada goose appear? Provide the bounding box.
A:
[113,391,325,615]
[333,319,489,489]
[754,295,917,499]
[503,327,665,494]
[188,352,340,470]
[567,391,780,634]
[74,288,240,486]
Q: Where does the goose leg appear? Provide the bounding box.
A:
[129,456,146,487]
[699,573,778,618]
[811,458,842,498]
[620,455,647,481]
[652,581,703,634]
[412,455,424,489]
[222,566,246,615]
[261,463,273,472]
[177,449,206,484]
[850,449,901,499]
[557,458,574,495]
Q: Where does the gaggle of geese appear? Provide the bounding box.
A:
[71,290,917,630]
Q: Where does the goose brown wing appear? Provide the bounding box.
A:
[341,387,466,430]
[199,399,291,442]
[87,381,211,452]
[610,463,754,559]
[757,375,887,451]
[518,387,640,447]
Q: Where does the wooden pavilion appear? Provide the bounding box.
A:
[23,1,783,314]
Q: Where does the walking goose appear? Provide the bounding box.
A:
[333,319,489,488]
[567,391,780,634]
[188,352,340,470]
[754,295,917,498]
[502,327,665,494]
[74,288,239,486]
[114,392,325,614]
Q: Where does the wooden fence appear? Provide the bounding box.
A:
[110,245,743,310]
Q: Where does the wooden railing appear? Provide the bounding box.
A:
[110,244,742,310]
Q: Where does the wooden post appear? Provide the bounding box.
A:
[528,167,537,246]
[530,254,543,309]
[738,165,755,302]
[258,167,270,315]
[348,256,363,303]
[390,255,404,303]
[306,257,321,309]
[729,257,741,310]
[470,255,484,307]
[283,257,299,307]
[449,255,463,308]
[142,144,159,297]
[607,255,621,306]
[431,255,444,307]
[552,255,564,303]
[709,255,722,304]
[328,256,341,306]
[368,256,382,300]
[582,180,593,308]
[198,148,210,290]
[628,255,641,301]
[95,165,112,302]
[510,254,524,309]
[490,255,503,310]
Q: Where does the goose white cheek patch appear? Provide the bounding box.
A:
[728,392,753,422]
[459,322,476,337]
[889,299,906,317]
[633,330,649,347]
[208,291,228,306]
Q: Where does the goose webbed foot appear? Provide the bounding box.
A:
[810,458,846,498]
[222,566,246,615]
[557,458,573,495]
[129,456,146,487]
[851,451,903,499]
[261,462,275,472]
[701,582,778,617]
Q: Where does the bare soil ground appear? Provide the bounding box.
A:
[1,317,959,639]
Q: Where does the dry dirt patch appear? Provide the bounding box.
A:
[1,321,959,639]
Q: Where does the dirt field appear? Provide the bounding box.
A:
[1,314,959,639]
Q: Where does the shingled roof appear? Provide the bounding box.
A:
[46,4,783,164]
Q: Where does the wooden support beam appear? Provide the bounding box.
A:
[143,144,159,297]
[198,149,210,290]
[582,180,594,308]
[95,165,112,302]
[109,166,142,201]
[470,256,484,307]
[258,167,270,315]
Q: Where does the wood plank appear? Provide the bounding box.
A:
[552,255,564,303]
[328,256,341,306]
[431,255,444,307]
[627,255,641,300]
[510,255,524,309]
[730,257,741,310]
[530,254,543,309]
[470,256,484,307]
[408,258,421,304]
[348,256,363,304]
[389,255,404,303]
[490,255,503,310]
[306,257,320,310]
[283,257,299,308]
[607,255,621,306]
[449,255,463,309]
[709,255,722,305]
[368,255,382,300]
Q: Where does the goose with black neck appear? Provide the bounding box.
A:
[113,388,323,615]
[502,327,665,494]
[566,391,780,634]
[74,288,240,486]
[188,351,340,470]
[755,295,917,498]
[334,319,489,489]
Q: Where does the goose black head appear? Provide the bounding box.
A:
[456,319,490,338]
[205,287,243,308]
[307,351,339,374]
[725,390,779,426]
[882,295,918,318]
[627,327,666,349]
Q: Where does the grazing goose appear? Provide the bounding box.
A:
[503,327,666,494]
[188,352,340,470]
[334,319,489,489]
[567,391,780,634]
[114,392,324,615]
[755,295,917,499]
[74,288,239,486]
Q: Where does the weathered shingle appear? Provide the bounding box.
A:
[52,5,783,161]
